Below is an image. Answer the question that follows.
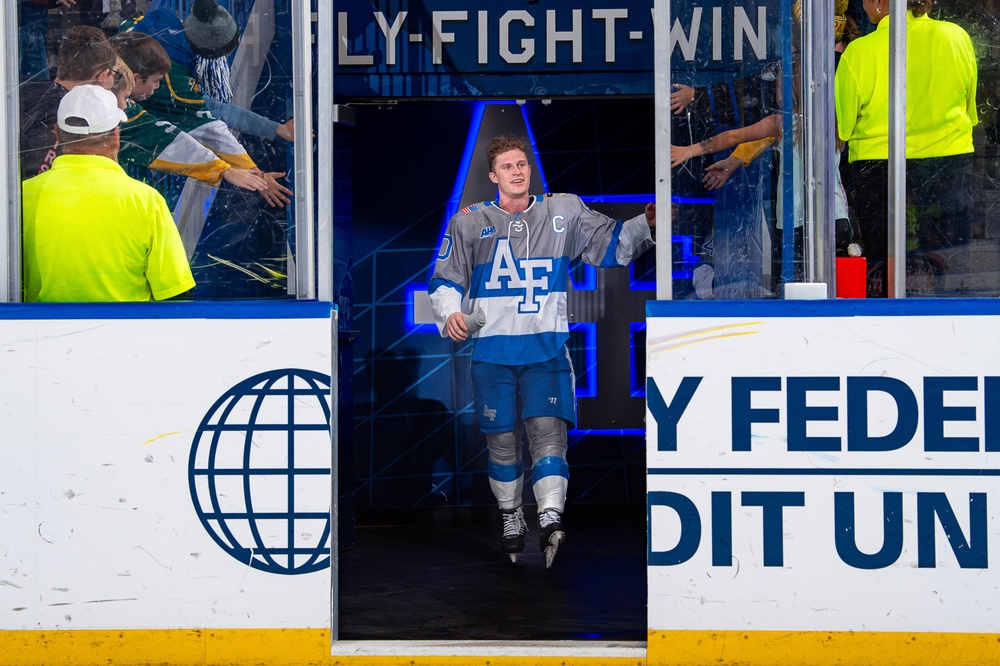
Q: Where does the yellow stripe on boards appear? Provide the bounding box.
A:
[8,628,1000,665]
[2,629,331,666]
[2,630,646,666]
[330,656,646,666]
[648,630,1000,666]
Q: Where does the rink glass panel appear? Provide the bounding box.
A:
[668,0,798,300]
[13,1,299,301]
[895,0,1000,297]
[667,0,1000,300]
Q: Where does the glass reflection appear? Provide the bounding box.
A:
[17,0,297,301]
[669,0,800,300]
[836,0,980,297]
[902,0,997,297]
[669,0,1000,299]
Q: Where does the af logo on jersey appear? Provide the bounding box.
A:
[483,238,554,314]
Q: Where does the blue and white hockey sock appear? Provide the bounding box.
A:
[487,430,523,510]
[525,416,569,513]
[531,456,569,513]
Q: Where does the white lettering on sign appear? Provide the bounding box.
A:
[335,6,769,68]
[668,6,767,62]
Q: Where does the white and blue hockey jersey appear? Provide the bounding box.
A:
[429,193,654,365]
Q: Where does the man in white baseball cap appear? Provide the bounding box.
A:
[21,84,195,302]
[56,83,128,136]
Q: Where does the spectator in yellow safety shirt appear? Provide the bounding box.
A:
[22,84,195,302]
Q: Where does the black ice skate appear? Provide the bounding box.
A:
[500,506,527,563]
[538,508,566,570]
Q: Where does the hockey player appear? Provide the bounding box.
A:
[428,135,656,569]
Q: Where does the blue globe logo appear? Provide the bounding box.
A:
[189,369,333,575]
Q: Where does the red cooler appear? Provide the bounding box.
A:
[836,257,866,298]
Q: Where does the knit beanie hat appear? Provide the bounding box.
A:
[185,0,238,103]
[184,0,239,59]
